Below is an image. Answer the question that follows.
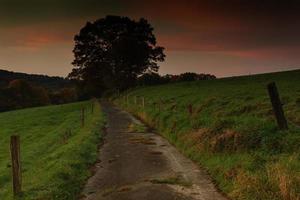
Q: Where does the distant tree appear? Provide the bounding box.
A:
[161,74,174,83]
[178,72,216,82]
[7,79,50,108]
[69,15,165,97]
[137,72,162,86]
[10,79,50,105]
[178,72,199,81]
[50,88,78,104]
[0,69,71,90]
[136,72,217,86]
[198,73,216,80]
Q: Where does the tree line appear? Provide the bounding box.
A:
[0,79,77,112]
[0,69,70,90]
[137,72,216,86]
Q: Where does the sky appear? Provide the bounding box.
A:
[0,0,300,78]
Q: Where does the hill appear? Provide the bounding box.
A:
[114,69,300,200]
[0,100,104,199]
[0,69,71,90]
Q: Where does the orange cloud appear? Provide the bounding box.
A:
[0,20,84,51]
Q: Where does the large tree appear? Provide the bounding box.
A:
[68,15,165,96]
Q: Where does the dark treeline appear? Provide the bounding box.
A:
[137,72,216,86]
[0,70,216,112]
[75,72,217,98]
[0,69,71,90]
[0,70,77,112]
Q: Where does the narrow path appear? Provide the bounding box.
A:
[81,102,227,200]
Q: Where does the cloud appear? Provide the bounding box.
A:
[0,21,83,51]
[0,0,122,26]
[2,0,300,52]
[120,0,300,54]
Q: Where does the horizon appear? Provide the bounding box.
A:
[1,65,299,80]
[1,0,300,77]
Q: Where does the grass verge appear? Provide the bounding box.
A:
[0,100,105,199]
[114,70,300,200]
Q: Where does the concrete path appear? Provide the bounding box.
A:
[81,102,227,200]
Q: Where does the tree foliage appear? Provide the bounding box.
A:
[50,88,78,104]
[68,15,165,96]
[137,72,216,86]
[0,79,50,111]
[0,79,78,112]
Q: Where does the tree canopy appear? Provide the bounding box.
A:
[68,15,165,96]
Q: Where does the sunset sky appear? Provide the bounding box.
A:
[0,0,300,77]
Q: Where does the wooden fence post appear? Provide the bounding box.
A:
[91,102,94,114]
[158,100,161,112]
[81,107,85,127]
[188,104,193,116]
[172,121,177,134]
[170,100,176,113]
[10,135,21,196]
[142,97,145,108]
[267,82,288,130]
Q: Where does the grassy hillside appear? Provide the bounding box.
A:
[114,70,300,200]
[0,100,104,199]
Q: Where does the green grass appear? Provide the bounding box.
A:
[0,100,105,199]
[114,70,300,200]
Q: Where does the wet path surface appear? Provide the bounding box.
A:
[81,102,227,200]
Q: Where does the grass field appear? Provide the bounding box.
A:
[0,100,104,199]
[114,70,300,200]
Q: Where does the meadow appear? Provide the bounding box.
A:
[114,70,300,200]
[0,100,104,199]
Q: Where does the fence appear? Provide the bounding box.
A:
[8,100,96,196]
[122,82,289,131]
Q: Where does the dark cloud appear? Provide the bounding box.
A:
[125,0,300,51]
[0,0,122,26]
[2,0,300,50]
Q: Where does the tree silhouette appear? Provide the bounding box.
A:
[68,15,165,96]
